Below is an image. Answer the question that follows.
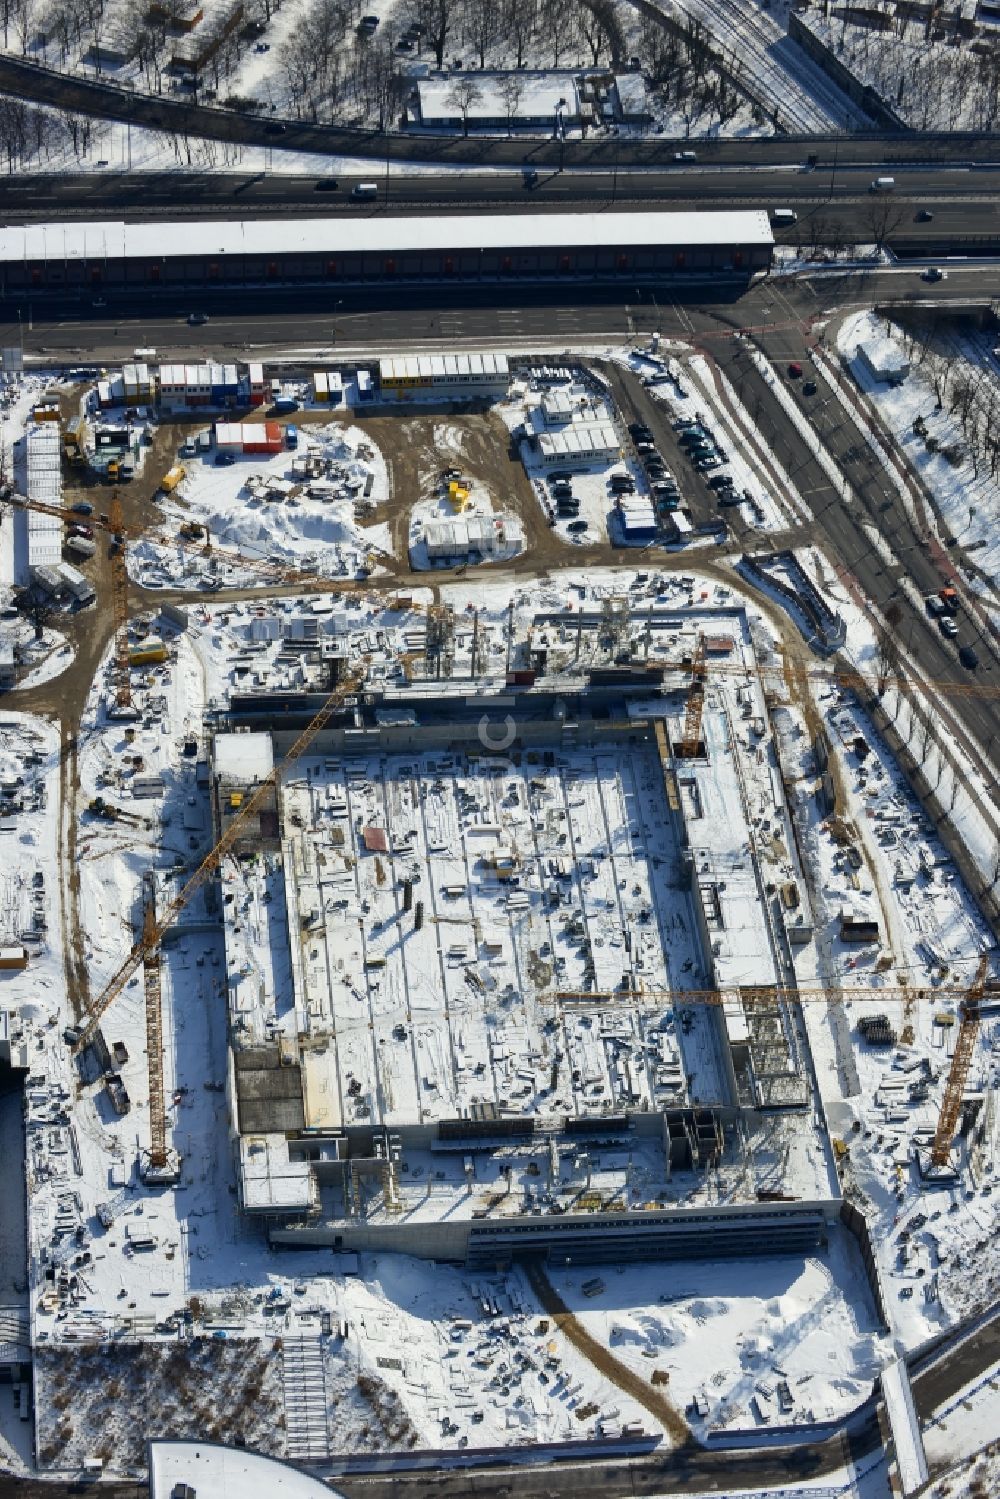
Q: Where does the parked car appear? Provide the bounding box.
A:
[708,474,734,490]
[959,645,979,670]
[679,428,710,446]
[547,470,573,483]
[68,523,93,539]
[673,419,699,431]
[717,491,742,507]
[215,452,236,466]
[567,519,588,533]
[71,501,94,515]
[802,381,817,396]
[695,455,722,470]
[925,594,947,617]
[787,362,803,378]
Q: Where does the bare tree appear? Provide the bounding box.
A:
[406,0,451,69]
[497,71,524,135]
[873,626,899,697]
[505,0,535,69]
[462,0,496,69]
[865,195,906,253]
[445,74,482,135]
[538,0,577,66]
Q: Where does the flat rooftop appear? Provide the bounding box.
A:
[0,211,775,265]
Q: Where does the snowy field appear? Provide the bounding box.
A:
[552,1232,886,1433]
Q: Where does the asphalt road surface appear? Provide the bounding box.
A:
[1,167,999,254]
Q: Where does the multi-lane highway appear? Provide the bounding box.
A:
[1,166,999,253]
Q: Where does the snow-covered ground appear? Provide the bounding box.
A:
[835,310,1000,609]
[136,419,392,589]
[552,1233,886,1433]
[407,469,523,571]
[796,11,1000,131]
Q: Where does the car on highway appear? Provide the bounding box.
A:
[787,362,803,379]
[266,121,287,135]
[315,179,339,192]
[673,150,697,162]
[187,311,209,326]
[939,616,959,638]
[923,267,946,282]
[71,501,94,516]
[959,645,979,670]
[215,452,236,466]
[926,595,947,616]
[802,381,817,396]
[567,519,589,533]
[523,167,538,189]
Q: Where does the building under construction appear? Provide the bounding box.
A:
[208,601,841,1266]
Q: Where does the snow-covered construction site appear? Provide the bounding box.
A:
[0,325,998,1493]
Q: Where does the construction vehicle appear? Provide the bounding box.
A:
[179,522,205,541]
[88,796,152,830]
[159,465,186,494]
[930,954,990,1169]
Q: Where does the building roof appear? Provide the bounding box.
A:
[380,351,509,381]
[214,732,274,784]
[0,211,774,264]
[418,71,581,122]
[149,1441,346,1499]
[538,421,619,458]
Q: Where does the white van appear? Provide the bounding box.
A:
[352,182,378,200]
[870,177,895,192]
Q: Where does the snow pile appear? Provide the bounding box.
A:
[137,420,392,589]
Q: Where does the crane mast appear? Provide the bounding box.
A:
[930,954,990,1169]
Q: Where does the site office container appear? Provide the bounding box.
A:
[242,422,283,455]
